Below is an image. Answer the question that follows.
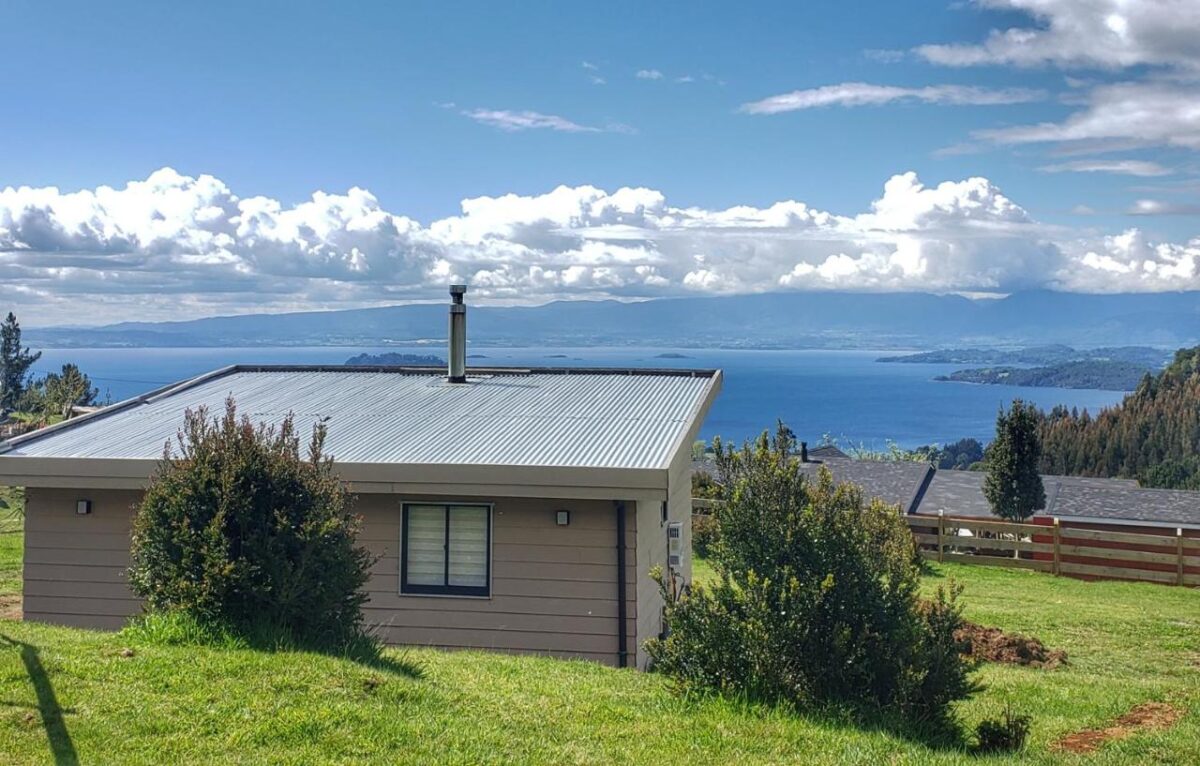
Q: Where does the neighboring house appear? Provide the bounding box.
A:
[807,444,850,461]
[919,469,1199,531]
[694,448,1198,532]
[797,456,933,515]
[0,288,722,669]
[692,451,932,514]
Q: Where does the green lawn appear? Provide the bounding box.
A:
[0,486,22,612]
[1,524,1198,764]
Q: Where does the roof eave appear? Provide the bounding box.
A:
[0,455,671,499]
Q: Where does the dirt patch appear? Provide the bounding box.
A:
[955,620,1067,669]
[1055,702,1183,754]
[0,593,20,621]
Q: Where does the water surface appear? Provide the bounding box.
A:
[31,346,1127,449]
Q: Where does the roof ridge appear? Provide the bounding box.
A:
[243,364,718,378]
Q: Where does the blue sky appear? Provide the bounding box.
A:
[1,0,1198,323]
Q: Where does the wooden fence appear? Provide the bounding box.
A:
[905,513,1200,586]
[692,499,1200,587]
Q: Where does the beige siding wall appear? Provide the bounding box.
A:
[357,494,636,665]
[632,474,692,668]
[23,487,141,630]
[22,488,639,666]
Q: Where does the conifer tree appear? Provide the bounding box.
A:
[984,400,1046,521]
[0,312,41,412]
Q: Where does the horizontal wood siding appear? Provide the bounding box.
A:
[359,494,636,665]
[22,488,637,666]
[22,488,140,627]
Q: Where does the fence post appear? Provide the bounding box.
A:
[1053,517,1061,576]
[937,510,944,563]
[1178,528,1185,587]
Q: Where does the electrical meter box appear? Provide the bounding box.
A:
[666,521,683,571]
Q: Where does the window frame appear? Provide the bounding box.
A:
[400,501,493,598]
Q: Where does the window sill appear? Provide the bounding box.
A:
[398,590,493,600]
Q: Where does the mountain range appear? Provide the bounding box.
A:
[25,290,1200,349]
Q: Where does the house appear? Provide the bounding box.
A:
[797,456,933,515]
[692,450,932,514]
[695,446,1198,534]
[918,468,1199,531]
[0,287,722,669]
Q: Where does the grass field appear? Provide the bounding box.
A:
[0,504,1198,764]
[0,486,22,616]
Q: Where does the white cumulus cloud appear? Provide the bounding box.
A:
[0,168,1197,323]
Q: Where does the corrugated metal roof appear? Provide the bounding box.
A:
[3,366,718,471]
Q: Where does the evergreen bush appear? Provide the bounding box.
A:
[129,399,375,652]
[646,425,974,727]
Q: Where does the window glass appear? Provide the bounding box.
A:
[448,505,488,587]
[403,503,490,595]
[405,505,446,586]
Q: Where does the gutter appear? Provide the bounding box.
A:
[615,499,628,668]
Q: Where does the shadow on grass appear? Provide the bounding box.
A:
[120,612,423,679]
[1,633,79,766]
[681,688,971,754]
[919,559,948,579]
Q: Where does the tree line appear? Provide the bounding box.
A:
[1,312,103,423]
[1036,345,1200,490]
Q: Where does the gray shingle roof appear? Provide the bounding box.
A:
[799,458,933,514]
[917,468,1197,527]
[693,453,1199,528]
[2,365,719,471]
[1044,480,1200,527]
[691,455,933,514]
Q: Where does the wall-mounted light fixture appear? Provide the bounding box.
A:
[555,510,570,526]
[76,499,92,515]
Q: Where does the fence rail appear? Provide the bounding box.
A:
[692,498,1199,587]
[903,513,1200,586]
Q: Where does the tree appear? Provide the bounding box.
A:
[33,363,100,419]
[0,313,41,412]
[984,400,1046,521]
[647,423,973,727]
[128,398,375,649]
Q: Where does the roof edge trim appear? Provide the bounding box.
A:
[0,364,242,453]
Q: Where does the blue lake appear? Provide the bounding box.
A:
[31,346,1128,449]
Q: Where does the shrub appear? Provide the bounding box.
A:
[691,469,721,498]
[129,398,375,652]
[974,707,1032,753]
[646,424,975,726]
[691,513,719,558]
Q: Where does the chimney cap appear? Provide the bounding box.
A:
[449,284,467,295]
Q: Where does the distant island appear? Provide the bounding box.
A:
[879,345,1170,367]
[654,352,692,359]
[935,360,1151,391]
[345,352,445,366]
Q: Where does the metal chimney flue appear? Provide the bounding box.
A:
[448,284,467,383]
